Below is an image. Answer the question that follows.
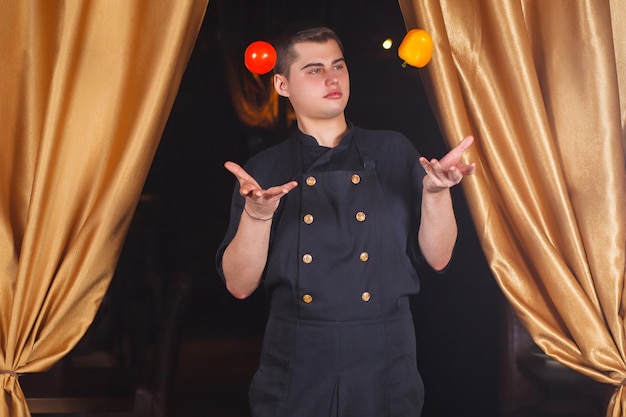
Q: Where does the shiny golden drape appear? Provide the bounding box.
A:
[0,1,208,416]
[399,0,626,417]
[399,0,626,415]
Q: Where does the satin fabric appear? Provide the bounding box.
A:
[398,1,626,415]
[0,2,207,416]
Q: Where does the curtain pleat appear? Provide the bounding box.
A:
[610,0,626,155]
[0,1,208,416]
[399,0,626,415]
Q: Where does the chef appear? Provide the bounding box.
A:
[216,24,475,417]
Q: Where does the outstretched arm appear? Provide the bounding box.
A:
[418,136,476,271]
[221,161,298,298]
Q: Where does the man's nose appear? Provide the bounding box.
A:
[326,76,338,86]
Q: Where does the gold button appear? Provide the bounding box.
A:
[361,292,371,302]
[302,294,313,303]
[306,176,317,186]
[351,174,361,184]
[303,214,314,224]
[359,252,369,262]
[302,253,313,264]
[355,211,366,222]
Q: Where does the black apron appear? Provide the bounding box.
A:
[249,134,424,417]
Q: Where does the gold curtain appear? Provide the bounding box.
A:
[0,1,208,416]
[399,0,626,415]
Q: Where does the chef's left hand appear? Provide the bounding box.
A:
[419,135,476,193]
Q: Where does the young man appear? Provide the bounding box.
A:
[216,25,475,417]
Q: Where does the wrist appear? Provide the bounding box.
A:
[243,206,274,221]
[422,184,451,196]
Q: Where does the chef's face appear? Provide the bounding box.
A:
[273,39,350,123]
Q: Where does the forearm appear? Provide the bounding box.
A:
[222,211,273,299]
[418,188,458,271]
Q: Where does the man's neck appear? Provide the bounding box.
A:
[297,117,348,148]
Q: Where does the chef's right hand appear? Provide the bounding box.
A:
[224,161,298,219]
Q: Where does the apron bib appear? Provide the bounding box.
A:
[250,134,424,417]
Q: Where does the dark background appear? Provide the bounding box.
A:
[138,0,505,415]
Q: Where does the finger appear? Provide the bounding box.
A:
[239,179,264,198]
[224,161,256,184]
[455,135,474,152]
[447,137,473,160]
[429,158,445,177]
[454,162,476,176]
[224,160,242,175]
[419,157,433,174]
[448,165,458,178]
[263,181,298,199]
[281,180,299,193]
[441,136,475,164]
[225,161,264,196]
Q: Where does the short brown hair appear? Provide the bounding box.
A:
[273,25,344,77]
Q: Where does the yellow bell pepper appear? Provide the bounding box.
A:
[398,29,433,68]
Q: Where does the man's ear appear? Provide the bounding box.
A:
[274,74,289,97]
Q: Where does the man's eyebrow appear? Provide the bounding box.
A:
[300,57,346,71]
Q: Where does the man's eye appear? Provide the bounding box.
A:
[309,69,320,74]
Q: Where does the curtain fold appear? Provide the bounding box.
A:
[399,0,626,415]
[0,1,208,416]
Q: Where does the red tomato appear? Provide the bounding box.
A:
[244,41,277,75]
